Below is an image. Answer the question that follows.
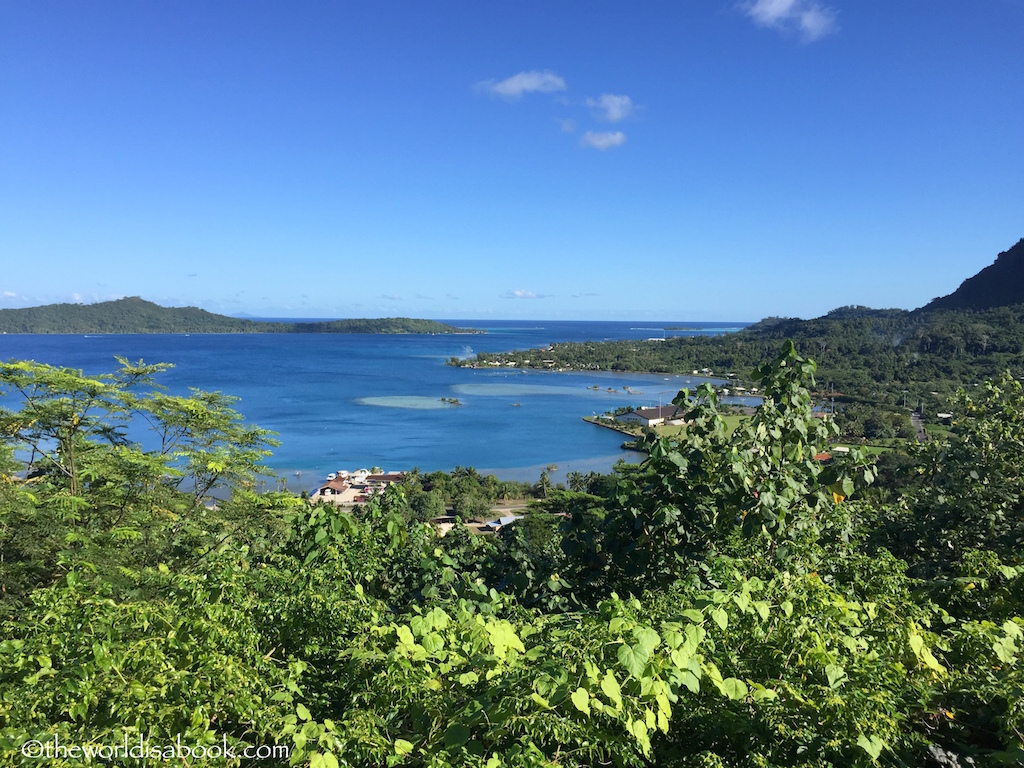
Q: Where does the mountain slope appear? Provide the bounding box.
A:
[922,238,1024,311]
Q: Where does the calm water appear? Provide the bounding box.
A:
[0,320,751,489]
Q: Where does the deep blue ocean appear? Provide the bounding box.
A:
[0,320,752,490]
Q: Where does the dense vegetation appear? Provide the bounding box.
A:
[0,297,477,335]
[2,347,1023,766]
[452,303,1024,404]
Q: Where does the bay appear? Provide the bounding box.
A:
[0,320,750,490]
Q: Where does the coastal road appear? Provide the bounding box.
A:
[910,411,927,442]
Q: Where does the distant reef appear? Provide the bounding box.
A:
[0,297,480,335]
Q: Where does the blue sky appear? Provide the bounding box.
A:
[1,1,1021,321]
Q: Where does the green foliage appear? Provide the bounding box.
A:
[0,359,294,605]
[602,342,873,593]
[3,348,1024,767]
[884,373,1024,577]
[1,557,305,766]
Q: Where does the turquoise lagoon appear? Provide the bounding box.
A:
[0,320,751,490]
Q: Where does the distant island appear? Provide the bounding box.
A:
[0,297,481,335]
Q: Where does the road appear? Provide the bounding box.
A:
[910,411,928,442]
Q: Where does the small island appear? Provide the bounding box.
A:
[0,297,482,335]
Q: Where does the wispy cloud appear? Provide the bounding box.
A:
[379,294,402,301]
[477,70,567,99]
[743,0,839,41]
[586,94,635,122]
[502,289,546,299]
[559,118,577,133]
[581,131,627,150]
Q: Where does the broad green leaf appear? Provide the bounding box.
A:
[751,687,778,702]
[396,626,415,646]
[617,643,650,678]
[920,646,946,673]
[296,703,311,721]
[394,739,414,756]
[856,734,885,760]
[909,634,924,657]
[825,664,846,688]
[719,678,748,700]
[570,687,591,716]
[679,670,700,693]
[444,724,471,749]
[601,671,623,709]
[710,608,728,631]
[421,632,445,654]
[530,692,552,710]
[681,608,703,622]
[634,627,661,653]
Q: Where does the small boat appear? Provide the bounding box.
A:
[511,402,521,407]
[326,472,337,480]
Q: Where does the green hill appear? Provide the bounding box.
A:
[0,297,477,334]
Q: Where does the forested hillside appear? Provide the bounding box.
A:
[0,296,277,333]
[452,239,1024,415]
[0,297,475,334]
[455,302,1024,402]
[2,349,1022,766]
[924,238,1024,311]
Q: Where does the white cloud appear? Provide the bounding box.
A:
[581,131,627,150]
[586,94,634,122]
[477,70,567,99]
[502,289,545,299]
[559,118,577,133]
[2,291,17,298]
[744,0,838,41]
